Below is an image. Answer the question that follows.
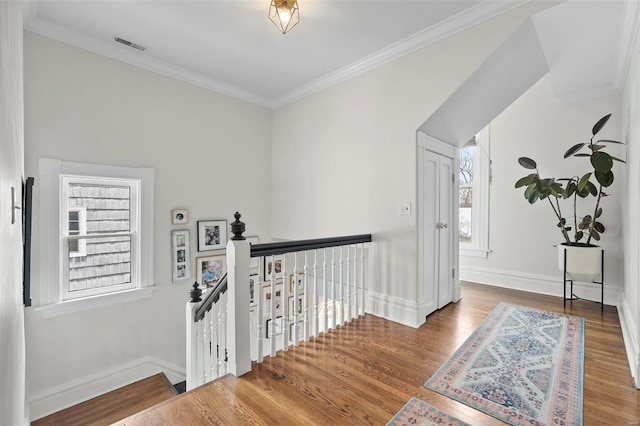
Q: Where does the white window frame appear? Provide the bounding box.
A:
[37,158,155,318]
[459,126,490,258]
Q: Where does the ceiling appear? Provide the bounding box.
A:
[23,1,640,109]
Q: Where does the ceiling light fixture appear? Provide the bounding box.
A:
[269,0,299,34]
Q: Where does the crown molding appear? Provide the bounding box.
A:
[613,0,640,91]
[24,1,530,110]
[23,2,272,108]
[271,0,530,108]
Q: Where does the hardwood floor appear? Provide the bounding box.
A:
[33,373,177,426]
[117,283,639,425]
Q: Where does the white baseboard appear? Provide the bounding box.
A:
[459,265,619,305]
[29,356,185,421]
[365,290,422,328]
[618,296,640,389]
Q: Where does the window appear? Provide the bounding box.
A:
[38,158,155,317]
[459,126,490,257]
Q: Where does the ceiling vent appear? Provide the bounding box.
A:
[114,37,146,52]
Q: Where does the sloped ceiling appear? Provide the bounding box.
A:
[23,1,640,109]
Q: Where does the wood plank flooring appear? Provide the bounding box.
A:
[32,373,177,426]
[118,282,639,425]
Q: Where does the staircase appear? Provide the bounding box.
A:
[31,373,177,426]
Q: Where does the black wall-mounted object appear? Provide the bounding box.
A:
[23,177,34,307]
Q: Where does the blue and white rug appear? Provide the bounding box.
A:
[425,303,585,426]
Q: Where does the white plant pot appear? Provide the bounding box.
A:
[557,243,603,282]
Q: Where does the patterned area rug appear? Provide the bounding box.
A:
[425,302,584,426]
[386,397,471,426]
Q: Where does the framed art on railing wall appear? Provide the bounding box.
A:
[195,254,226,288]
[171,229,191,283]
[197,219,227,252]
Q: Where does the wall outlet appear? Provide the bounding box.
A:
[399,202,412,216]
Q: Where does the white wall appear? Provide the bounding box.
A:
[460,75,623,304]
[621,22,640,386]
[0,3,26,424]
[23,33,272,419]
[270,2,553,327]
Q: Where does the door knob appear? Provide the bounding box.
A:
[442,223,448,229]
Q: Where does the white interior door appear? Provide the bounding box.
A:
[421,149,454,317]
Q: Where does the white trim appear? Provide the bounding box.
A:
[35,287,155,319]
[24,1,528,109]
[272,1,530,108]
[613,0,640,92]
[459,265,620,305]
[618,295,640,388]
[460,248,490,258]
[28,356,185,421]
[365,290,422,329]
[38,158,155,310]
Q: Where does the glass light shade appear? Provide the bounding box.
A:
[269,0,299,34]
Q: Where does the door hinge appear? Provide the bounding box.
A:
[452,268,455,279]
[452,173,455,183]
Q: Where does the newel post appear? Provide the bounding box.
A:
[186,282,202,390]
[225,212,251,376]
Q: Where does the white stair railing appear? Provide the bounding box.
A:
[186,212,371,390]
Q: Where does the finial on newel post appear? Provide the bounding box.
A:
[230,212,246,240]
[189,282,202,303]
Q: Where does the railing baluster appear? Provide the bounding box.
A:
[282,253,289,352]
[269,254,277,357]
[359,243,365,317]
[339,246,344,326]
[313,249,318,338]
[346,246,353,322]
[196,319,204,387]
[303,251,309,341]
[353,244,359,318]
[256,256,264,363]
[292,251,299,346]
[322,248,328,333]
[330,247,336,329]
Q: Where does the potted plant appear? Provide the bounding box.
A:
[514,113,624,281]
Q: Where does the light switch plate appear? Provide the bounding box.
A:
[399,202,411,216]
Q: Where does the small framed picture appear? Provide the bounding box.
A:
[288,295,303,318]
[289,273,303,294]
[266,316,283,338]
[249,274,258,306]
[197,220,227,252]
[171,230,191,283]
[196,254,226,288]
[246,236,259,269]
[263,283,283,317]
[264,254,284,278]
[171,209,188,225]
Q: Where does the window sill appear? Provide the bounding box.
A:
[460,248,490,258]
[35,287,156,319]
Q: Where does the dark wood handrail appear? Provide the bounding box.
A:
[194,272,228,322]
[250,234,372,258]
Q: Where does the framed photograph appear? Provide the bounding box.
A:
[266,316,283,338]
[197,220,227,252]
[246,236,259,269]
[171,209,188,225]
[263,282,283,317]
[249,274,258,306]
[196,254,226,287]
[171,230,191,283]
[289,273,304,294]
[288,295,303,318]
[264,254,284,278]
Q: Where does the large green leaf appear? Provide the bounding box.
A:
[594,222,605,233]
[564,143,585,158]
[598,139,623,144]
[577,173,592,191]
[518,157,537,169]
[590,229,601,241]
[587,181,598,196]
[527,188,539,204]
[515,174,537,188]
[574,153,591,157]
[565,182,576,197]
[592,114,611,136]
[595,207,603,218]
[591,151,613,172]
[575,231,584,241]
[524,183,537,201]
[595,170,614,187]
[590,144,605,151]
